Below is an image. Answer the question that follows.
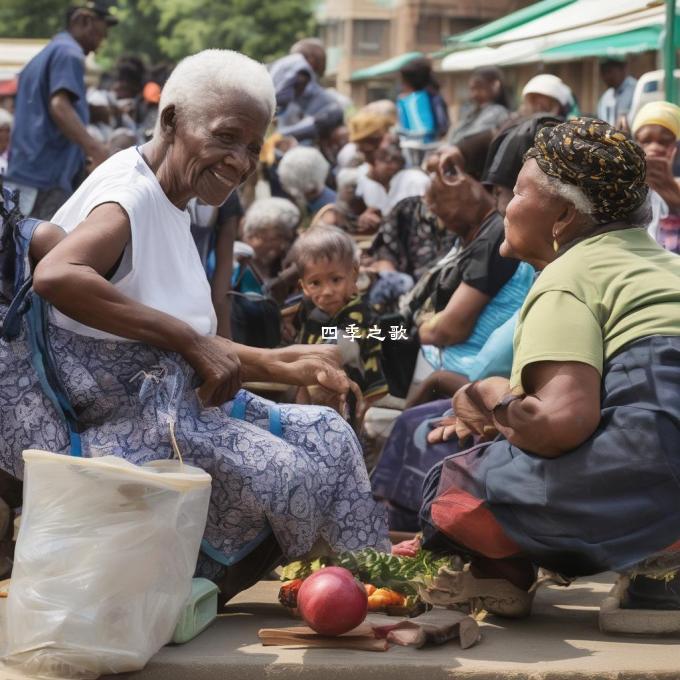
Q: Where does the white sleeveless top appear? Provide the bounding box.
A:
[50,147,217,342]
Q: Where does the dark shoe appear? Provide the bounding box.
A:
[622,574,680,610]
[599,574,680,635]
[216,533,284,607]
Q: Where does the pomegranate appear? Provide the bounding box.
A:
[297,566,368,636]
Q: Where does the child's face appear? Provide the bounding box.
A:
[300,257,358,317]
[371,152,404,186]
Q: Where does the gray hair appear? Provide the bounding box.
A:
[289,225,359,274]
[336,167,360,192]
[535,168,652,228]
[534,171,594,218]
[243,197,300,238]
[155,50,275,136]
[278,147,330,198]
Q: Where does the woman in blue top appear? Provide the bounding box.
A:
[397,58,450,143]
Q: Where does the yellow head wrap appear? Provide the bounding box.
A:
[632,101,680,139]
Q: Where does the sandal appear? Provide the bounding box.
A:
[416,564,535,618]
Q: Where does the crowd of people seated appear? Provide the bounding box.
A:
[1,17,679,619]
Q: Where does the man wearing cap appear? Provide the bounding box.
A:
[5,1,116,219]
[597,58,637,129]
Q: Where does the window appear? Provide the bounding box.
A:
[321,19,345,49]
[416,16,443,45]
[352,20,389,57]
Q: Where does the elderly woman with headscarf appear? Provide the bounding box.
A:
[0,50,390,600]
[632,100,680,254]
[406,118,680,619]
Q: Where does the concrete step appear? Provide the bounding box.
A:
[2,573,679,679]
[113,573,680,680]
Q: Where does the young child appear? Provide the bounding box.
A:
[289,226,388,421]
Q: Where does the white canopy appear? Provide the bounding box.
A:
[0,39,48,81]
[441,0,667,71]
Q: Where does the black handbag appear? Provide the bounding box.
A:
[229,264,281,348]
[378,313,420,398]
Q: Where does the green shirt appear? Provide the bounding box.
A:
[511,228,680,391]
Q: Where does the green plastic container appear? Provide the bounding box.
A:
[171,578,219,644]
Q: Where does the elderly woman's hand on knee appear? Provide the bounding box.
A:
[184,335,242,408]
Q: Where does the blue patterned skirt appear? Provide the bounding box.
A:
[0,317,390,575]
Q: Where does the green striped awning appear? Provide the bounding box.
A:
[541,19,680,61]
[350,51,425,82]
[445,0,576,47]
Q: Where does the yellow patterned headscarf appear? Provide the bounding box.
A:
[631,101,680,139]
[525,117,648,224]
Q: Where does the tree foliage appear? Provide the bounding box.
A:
[0,0,317,68]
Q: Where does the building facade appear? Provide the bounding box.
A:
[316,0,534,105]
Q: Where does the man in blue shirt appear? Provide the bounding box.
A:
[597,59,637,129]
[5,1,116,219]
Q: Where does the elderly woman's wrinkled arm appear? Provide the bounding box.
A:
[33,203,242,407]
[237,342,362,413]
[492,361,601,457]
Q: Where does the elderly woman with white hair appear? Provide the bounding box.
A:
[277,145,336,215]
[0,50,390,598]
[240,197,299,281]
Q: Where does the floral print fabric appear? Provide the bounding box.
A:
[0,317,390,569]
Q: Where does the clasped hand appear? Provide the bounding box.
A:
[427,376,511,445]
[184,335,361,414]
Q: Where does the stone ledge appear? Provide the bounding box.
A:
[2,573,679,680]
[111,573,680,680]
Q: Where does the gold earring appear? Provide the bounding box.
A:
[553,238,559,253]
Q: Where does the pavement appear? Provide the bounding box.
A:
[1,573,679,680]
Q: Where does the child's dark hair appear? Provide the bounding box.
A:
[290,225,359,276]
[400,57,436,92]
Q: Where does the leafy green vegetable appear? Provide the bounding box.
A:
[280,558,325,581]
[280,549,463,596]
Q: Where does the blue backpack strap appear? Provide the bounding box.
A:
[229,390,248,420]
[27,296,82,456]
[268,404,283,438]
[229,390,283,437]
[0,195,82,456]
[203,388,280,567]
[1,277,33,340]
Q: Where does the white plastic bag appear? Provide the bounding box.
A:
[3,449,212,679]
